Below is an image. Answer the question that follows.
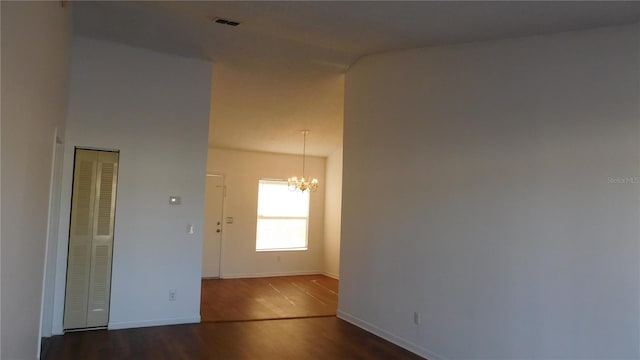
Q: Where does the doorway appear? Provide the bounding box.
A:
[198,173,339,323]
[202,174,224,278]
[63,149,119,330]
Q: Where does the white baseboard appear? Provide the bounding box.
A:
[322,271,339,280]
[336,310,446,360]
[108,316,200,330]
[221,270,322,279]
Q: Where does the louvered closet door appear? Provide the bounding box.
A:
[86,151,118,327]
[64,149,119,330]
[64,150,97,329]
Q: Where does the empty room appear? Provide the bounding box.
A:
[2,1,640,360]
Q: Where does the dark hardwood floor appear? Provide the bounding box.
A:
[44,316,424,359]
[45,276,423,359]
[201,275,339,322]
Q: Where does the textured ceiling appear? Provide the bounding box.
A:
[72,1,640,156]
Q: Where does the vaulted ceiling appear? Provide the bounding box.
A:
[72,1,640,156]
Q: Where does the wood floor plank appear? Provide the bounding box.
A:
[201,275,339,322]
[44,317,425,360]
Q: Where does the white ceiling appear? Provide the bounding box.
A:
[72,1,640,156]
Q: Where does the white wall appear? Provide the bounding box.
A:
[1,2,71,359]
[340,24,640,359]
[207,147,325,278]
[323,148,343,279]
[52,37,211,333]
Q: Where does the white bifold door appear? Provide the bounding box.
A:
[64,149,119,330]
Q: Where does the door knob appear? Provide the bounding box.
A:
[216,229,221,233]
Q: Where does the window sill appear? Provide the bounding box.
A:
[256,248,308,252]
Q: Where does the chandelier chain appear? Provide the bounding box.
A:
[302,130,307,179]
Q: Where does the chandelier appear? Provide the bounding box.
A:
[288,130,319,192]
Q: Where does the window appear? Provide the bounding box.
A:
[256,179,310,251]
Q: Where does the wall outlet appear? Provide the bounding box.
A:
[169,289,177,301]
[413,311,421,325]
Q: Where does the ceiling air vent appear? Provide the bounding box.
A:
[212,17,241,27]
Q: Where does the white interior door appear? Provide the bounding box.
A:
[64,149,118,330]
[202,174,224,278]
